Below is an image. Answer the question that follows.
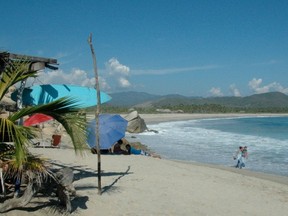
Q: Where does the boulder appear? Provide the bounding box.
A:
[124,111,147,133]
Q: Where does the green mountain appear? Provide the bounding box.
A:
[106,91,162,107]
[106,91,288,110]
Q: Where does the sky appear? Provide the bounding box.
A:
[1,0,288,97]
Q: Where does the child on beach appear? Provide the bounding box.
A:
[241,146,248,167]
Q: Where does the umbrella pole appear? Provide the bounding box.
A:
[88,33,102,195]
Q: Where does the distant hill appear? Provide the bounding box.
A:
[106,91,288,109]
[106,91,162,107]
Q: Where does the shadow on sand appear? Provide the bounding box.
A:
[1,161,132,215]
[50,161,132,213]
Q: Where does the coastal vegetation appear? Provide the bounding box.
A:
[100,103,288,114]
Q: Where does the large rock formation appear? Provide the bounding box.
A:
[124,111,147,133]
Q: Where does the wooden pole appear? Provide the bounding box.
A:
[88,33,102,195]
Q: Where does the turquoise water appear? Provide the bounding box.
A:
[130,116,288,176]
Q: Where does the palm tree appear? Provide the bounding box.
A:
[0,55,88,212]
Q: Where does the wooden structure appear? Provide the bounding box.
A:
[0,52,58,72]
[0,52,58,111]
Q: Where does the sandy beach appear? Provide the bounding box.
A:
[140,113,288,124]
[3,113,288,216]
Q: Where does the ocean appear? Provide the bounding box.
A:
[129,116,288,177]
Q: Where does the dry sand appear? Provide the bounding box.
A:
[3,113,288,216]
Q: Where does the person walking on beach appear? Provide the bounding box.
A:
[233,146,243,168]
[233,146,248,169]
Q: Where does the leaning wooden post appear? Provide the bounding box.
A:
[88,33,102,195]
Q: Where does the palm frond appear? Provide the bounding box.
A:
[10,97,88,152]
[0,117,33,167]
[4,153,53,186]
[0,59,37,101]
[0,143,15,161]
[9,97,81,121]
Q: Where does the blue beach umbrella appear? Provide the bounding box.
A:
[87,114,128,150]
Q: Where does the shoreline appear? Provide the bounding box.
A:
[140,112,288,124]
[174,159,288,186]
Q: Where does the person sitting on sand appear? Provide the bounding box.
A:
[125,144,161,158]
[125,144,144,155]
[112,139,127,154]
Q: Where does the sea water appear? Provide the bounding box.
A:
[128,116,288,176]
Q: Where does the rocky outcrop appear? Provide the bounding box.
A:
[124,111,147,133]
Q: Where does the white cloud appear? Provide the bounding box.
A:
[27,68,110,91]
[118,77,131,88]
[99,77,111,91]
[106,58,130,76]
[229,84,241,97]
[248,78,288,94]
[25,58,132,92]
[132,65,220,75]
[248,78,262,90]
[36,69,95,87]
[105,58,132,89]
[252,59,278,66]
[209,87,223,97]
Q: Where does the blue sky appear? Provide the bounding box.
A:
[1,0,288,97]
